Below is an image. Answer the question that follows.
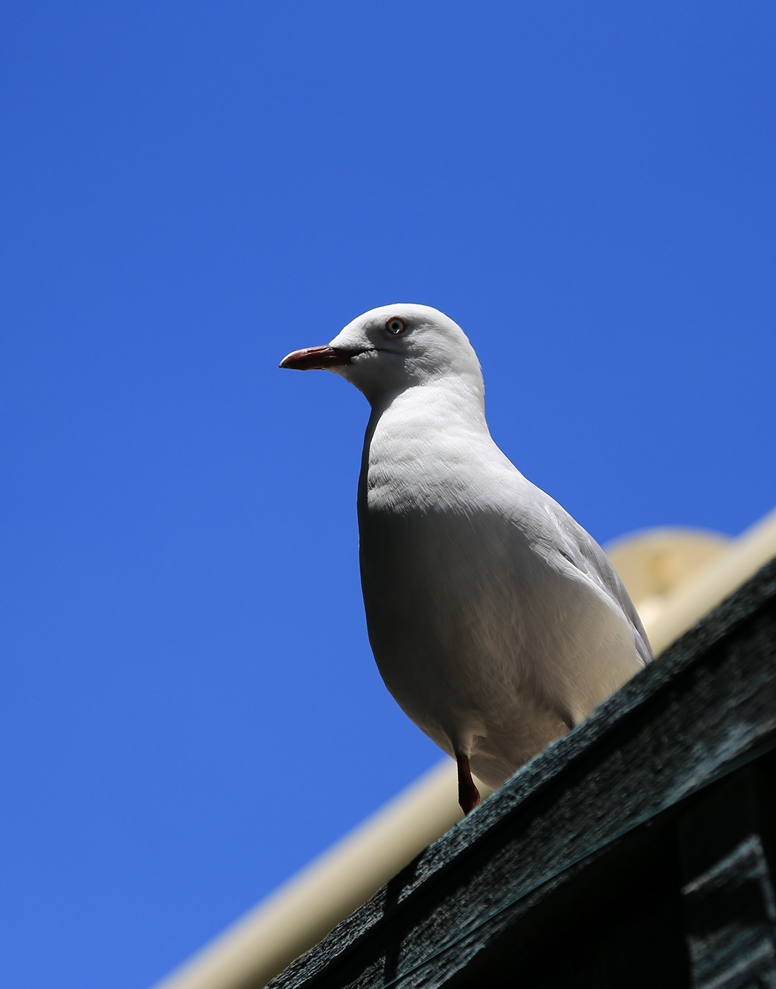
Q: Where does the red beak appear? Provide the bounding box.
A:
[279,345,356,371]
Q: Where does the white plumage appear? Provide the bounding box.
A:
[281,303,651,813]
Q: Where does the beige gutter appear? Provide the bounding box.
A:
[629,508,776,653]
[152,506,776,989]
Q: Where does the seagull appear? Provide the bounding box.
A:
[280,304,652,815]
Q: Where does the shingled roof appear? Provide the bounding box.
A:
[269,557,776,989]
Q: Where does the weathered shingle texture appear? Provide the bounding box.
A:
[270,557,776,989]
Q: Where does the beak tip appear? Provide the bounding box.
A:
[278,351,305,371]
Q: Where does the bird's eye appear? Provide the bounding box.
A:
[385,316,407,336]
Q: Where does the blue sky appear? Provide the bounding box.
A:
[2,3,775,988]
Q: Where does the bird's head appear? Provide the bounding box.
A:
[279,304,483,407]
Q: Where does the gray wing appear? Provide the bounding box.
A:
[543,499,653,666]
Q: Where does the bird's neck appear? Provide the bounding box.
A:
[373,373,485,422]
[359,382,492,514]
[366,380,488,446]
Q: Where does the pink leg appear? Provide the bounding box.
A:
[456,751,481,816]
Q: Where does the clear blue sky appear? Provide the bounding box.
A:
[2,4,774,988]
